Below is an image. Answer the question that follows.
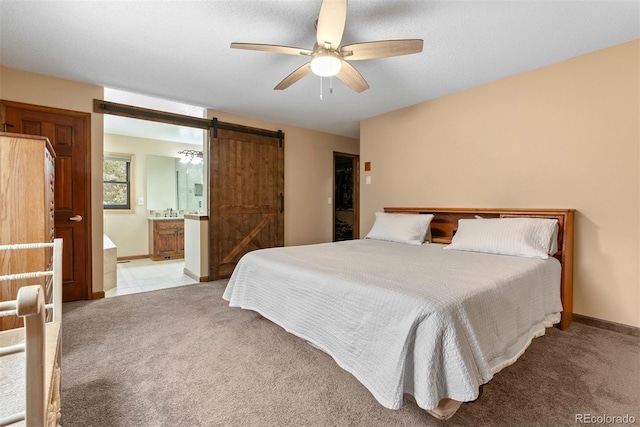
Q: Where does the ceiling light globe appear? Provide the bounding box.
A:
[310,51,342,77]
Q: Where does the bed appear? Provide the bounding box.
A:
[223,207,574,419]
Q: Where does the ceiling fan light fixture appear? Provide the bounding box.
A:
[310,50,342,77]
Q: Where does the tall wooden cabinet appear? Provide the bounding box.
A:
[0,133,55,331]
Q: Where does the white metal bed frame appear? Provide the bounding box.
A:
[0,239,63,427]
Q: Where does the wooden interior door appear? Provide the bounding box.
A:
[2,100,92,301]
[209,123,284,279]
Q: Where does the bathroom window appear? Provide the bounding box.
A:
[104,153,133,210]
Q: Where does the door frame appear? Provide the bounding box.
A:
[1,99,93,300]
[93,100,214,219]
[333,151,360,241]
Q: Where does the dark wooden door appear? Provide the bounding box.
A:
[2,100,92,301]
[209,123,284,279]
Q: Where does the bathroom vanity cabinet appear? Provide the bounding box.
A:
[148,219,184,261]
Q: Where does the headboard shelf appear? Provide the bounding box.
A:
[383,207,575,330]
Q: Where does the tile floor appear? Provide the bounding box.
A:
[105,258,198,298]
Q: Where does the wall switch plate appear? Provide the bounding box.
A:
[327,197,332,205]
[137,197,144,206]
[366,176,371,185]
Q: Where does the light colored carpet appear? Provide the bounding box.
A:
[61,281,639,426]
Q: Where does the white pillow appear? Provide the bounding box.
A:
[473,215,559,255]
[548,224,559,255]
[365,212,434,245]
[425,227,433,244]
[443,217,559,259]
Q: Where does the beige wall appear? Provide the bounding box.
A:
[208,110,359,246]
[0,66,105,296]
[360,40,640,327]
[0,65,359,294]
[103,133,205,257]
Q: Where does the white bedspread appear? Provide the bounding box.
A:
[223,239,562,410]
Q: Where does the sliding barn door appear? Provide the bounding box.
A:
[209,122,284,279]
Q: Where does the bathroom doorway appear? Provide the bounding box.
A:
[101,89,207,296]
[333,152,359,241]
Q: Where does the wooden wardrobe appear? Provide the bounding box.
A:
[0,132,56,331]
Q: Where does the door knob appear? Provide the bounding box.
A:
[69,215,83,222]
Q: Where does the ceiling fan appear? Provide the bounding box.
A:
[230,0,423,93]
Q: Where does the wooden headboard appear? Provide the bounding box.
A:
[384,207,575,330]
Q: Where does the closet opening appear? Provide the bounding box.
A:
[333,152,359,242]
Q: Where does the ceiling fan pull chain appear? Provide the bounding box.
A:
[320,76,324,101]
[330,76,334,94]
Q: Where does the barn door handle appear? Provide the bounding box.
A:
[280,194,284,214]
[69,215,83,222]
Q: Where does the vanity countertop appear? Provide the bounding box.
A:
[147,216,184,221]
[184,213,208,221]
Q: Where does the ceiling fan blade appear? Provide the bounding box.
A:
[340,39,423,60]
[230,43,312,56]
[316,0,347,49]
[336,61,369,93]
[274,63,312,90]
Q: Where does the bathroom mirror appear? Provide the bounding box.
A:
[146,154,204,211]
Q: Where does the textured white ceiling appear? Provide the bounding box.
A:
[1,1,638,139]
